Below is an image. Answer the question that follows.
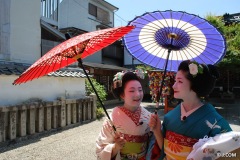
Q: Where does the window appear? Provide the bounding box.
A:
[97,7,109,24]
[41,0,59,21]
[88,3,110,24]
[89,3,97,17]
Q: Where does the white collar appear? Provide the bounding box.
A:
[180,103,203,121]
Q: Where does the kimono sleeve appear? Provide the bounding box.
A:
[146,132,162,160]
[96,119,117,160]
[146,120,167,160]
[209,117,232,137]
[159,118,167,159]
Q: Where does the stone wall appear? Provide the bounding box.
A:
[0,94,97,146]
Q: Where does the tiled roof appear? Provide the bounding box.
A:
[0,62,30,75]
[0,61,86,78]
[48,67,87,78]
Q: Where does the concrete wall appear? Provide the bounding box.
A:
[83,50,102,63]
[0,0,10,60]
[0,75,86,106]
[124,48,141,66]
[58,0,114,32]
[10,0,41,64]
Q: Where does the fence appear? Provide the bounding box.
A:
[0,94,97,146]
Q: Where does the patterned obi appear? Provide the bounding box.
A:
[164,131,198,160]
[120,132,150,160]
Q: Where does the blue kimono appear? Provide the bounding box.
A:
[160,103,232,160]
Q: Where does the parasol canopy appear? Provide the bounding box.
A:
[13,26,135,131]
[123,10,226,72]
[13,26,134,84]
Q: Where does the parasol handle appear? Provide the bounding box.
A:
[77,58,116,131]
[156,49,172,107]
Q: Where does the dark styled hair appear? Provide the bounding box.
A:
[112,72,141,98]
[178,60,220,97]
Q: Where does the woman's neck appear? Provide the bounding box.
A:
[182,99,203,112]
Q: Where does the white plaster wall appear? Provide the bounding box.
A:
[10,0,41,64]
[0,75,86,106]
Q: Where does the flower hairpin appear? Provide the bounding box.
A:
[113,69,145,89]
[113,71,125,89]
[113,71,125,82]
[134,69,145,79]
[189,61,203,77]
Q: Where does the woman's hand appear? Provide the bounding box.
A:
[111,132,126,158]
[113,132,126,151]
[149,112,163,150]
[149,112,161,133]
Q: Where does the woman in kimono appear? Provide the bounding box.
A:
[96,71,157,160]
[149,60,232,160]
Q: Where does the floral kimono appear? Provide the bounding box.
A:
[96,106,156,160]
[159,103,232,160]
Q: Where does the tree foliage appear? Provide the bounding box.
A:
[85,78,107,107]
[85,78,107,119]
[136,64,154,73]
[206,14,240,69]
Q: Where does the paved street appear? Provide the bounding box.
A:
[0,101,239,160]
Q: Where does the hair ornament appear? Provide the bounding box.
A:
[189,61,203,77]
[113,71,124,89]
[113,69,145,89]
[134,69,145,79]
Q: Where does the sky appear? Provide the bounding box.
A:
[105,0,240,27]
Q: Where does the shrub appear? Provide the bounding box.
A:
[96,107,105,119]
[85,78,107,119]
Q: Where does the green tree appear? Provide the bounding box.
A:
[206,14,240,89]
[206,14,240,69]
[85,78,107,119]
[136,64,154,73]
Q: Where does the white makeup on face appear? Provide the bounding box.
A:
[122,80,143,111]
[172,71,191,100]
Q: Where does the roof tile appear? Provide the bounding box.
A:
[0,61,86,78]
